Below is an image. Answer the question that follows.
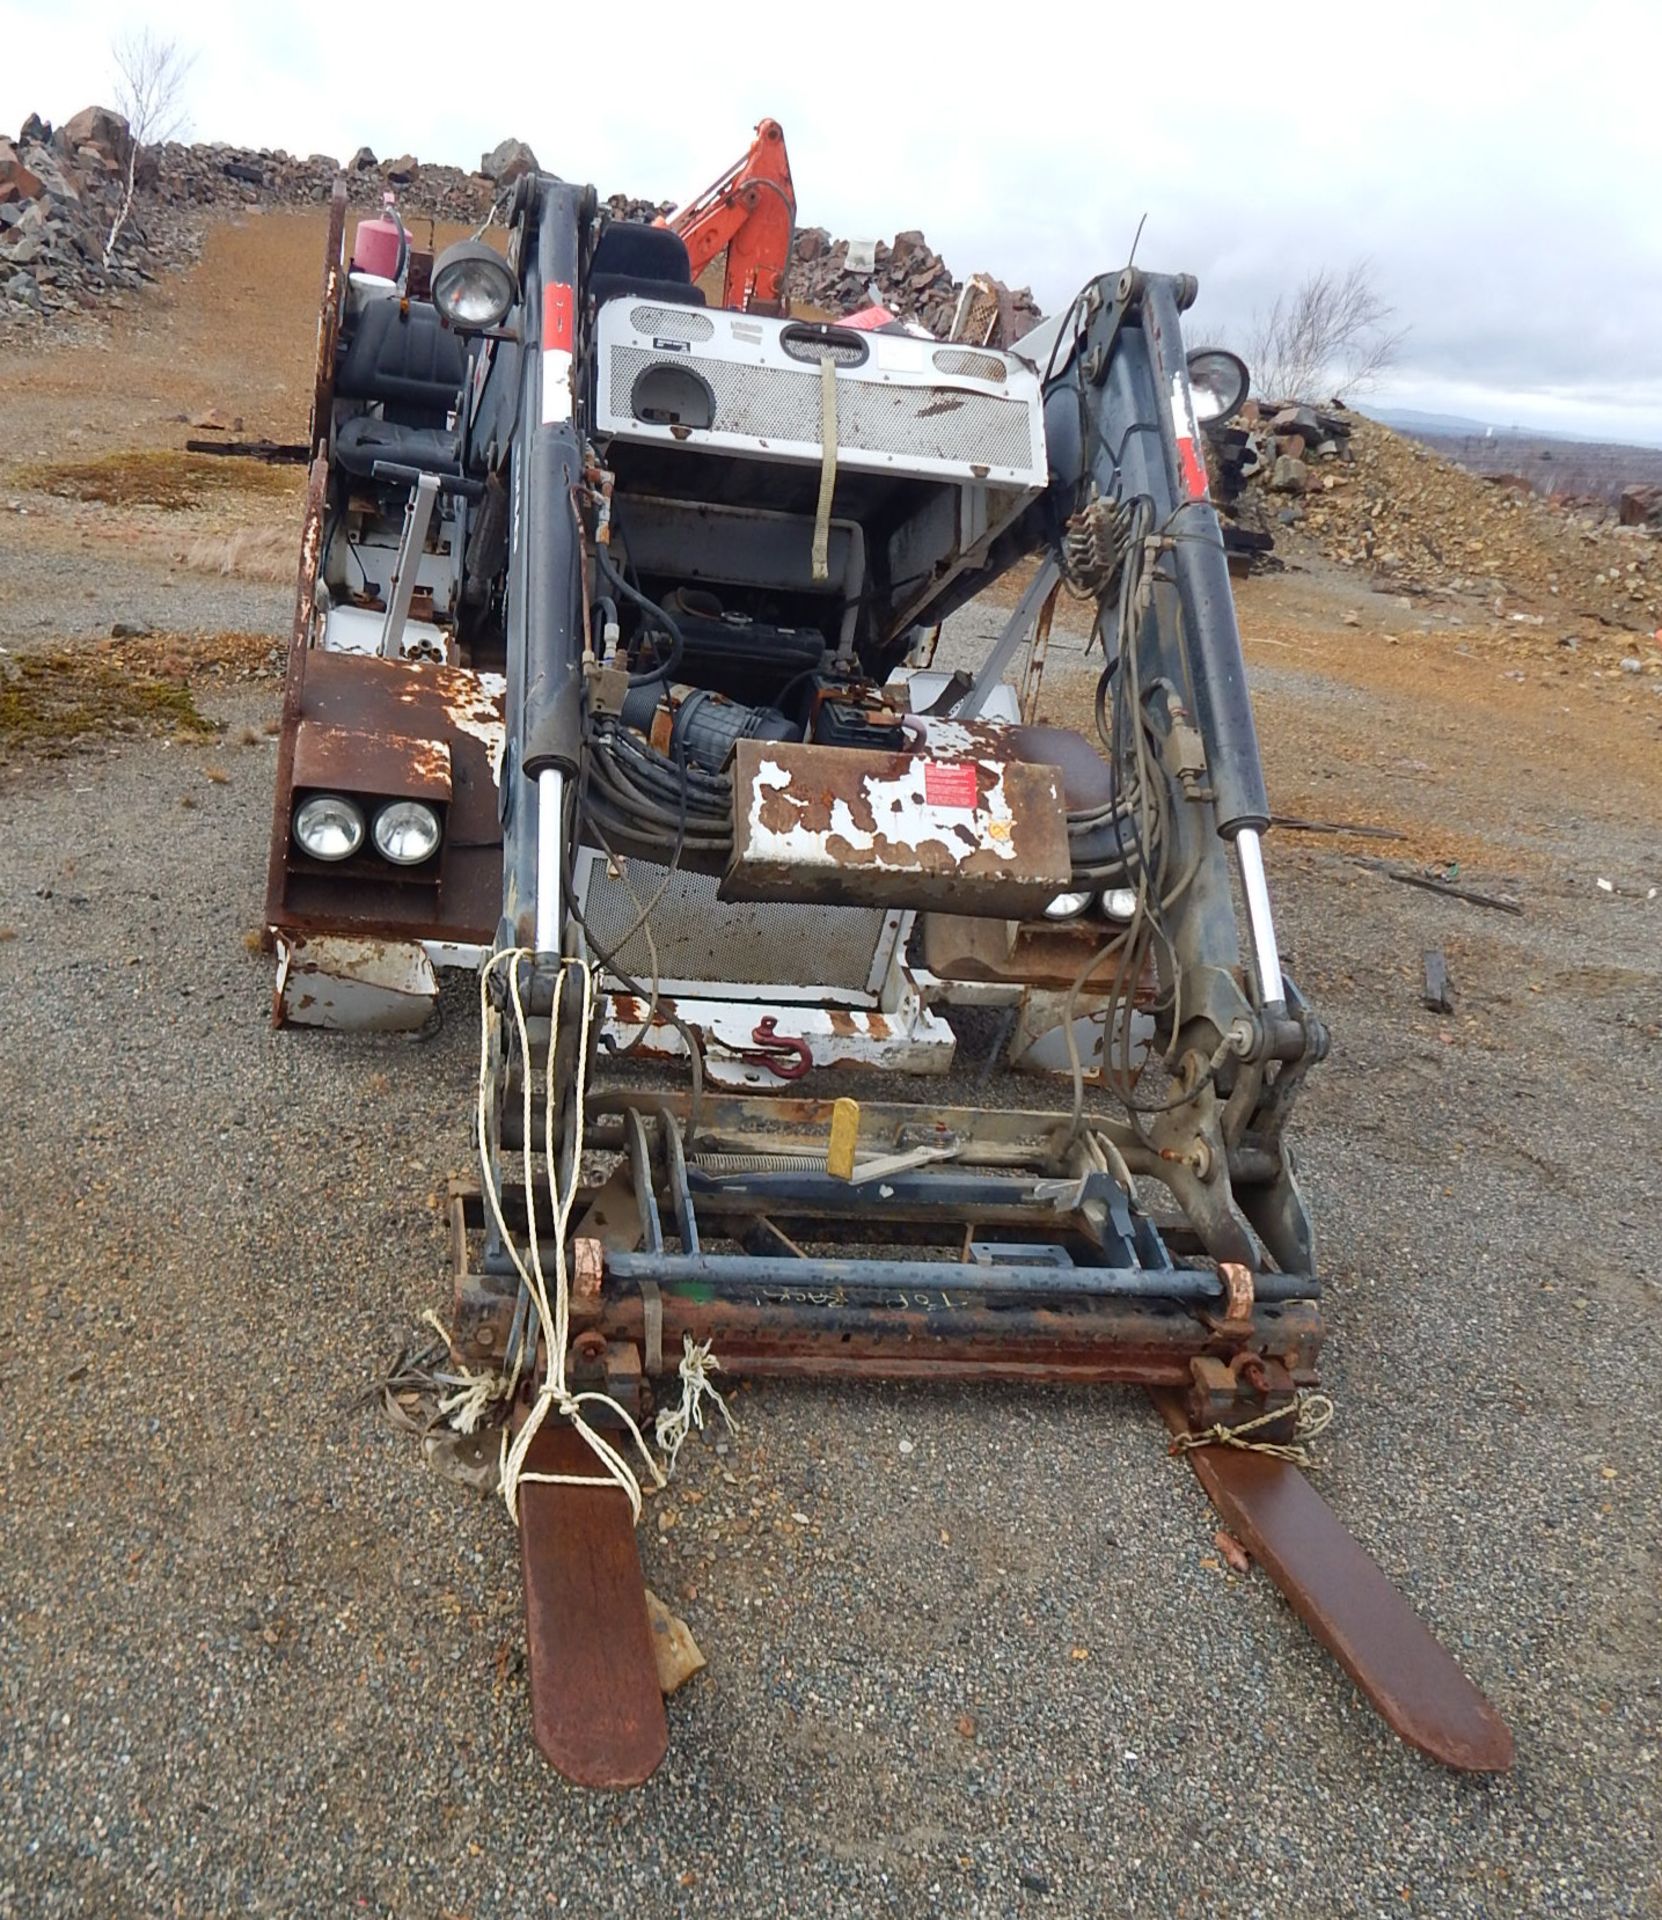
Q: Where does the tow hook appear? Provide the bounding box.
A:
[738,1017,813,1081]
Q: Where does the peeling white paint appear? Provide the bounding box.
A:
[443,670,507,785]
[904,718,993,758]
[600,992,956,1086]
[748,754,1020,870]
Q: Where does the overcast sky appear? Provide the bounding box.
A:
[5,0,1659,444]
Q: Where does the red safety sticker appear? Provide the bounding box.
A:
[1177,435,1210,501]
[543,281,574,351]
[923,762,979,808]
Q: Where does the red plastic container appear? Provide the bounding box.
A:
[352,214,402,280]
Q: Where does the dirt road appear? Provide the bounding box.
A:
[1,213,1658,1919]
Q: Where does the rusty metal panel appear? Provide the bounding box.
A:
[263,454,330,938]
[273,933,438,1030]
[920,912,1163,993]
[723,739,1070,916]
[268,650,504,945]
[598,991,956,1086]
[291,721,452,801]
[308,179,348,458]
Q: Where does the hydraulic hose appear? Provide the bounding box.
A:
[594,542,686,688]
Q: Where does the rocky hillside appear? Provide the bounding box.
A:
[1237,404,1662,636]
[0,112,530,334]
[2,108,1035,345]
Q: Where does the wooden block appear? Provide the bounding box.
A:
[826,1097,860,1182]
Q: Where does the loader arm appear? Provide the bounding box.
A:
[665,118,795,313]
[1026,267,1329,1278]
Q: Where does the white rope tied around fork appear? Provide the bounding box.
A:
[1170,1390,1335,1468]
[474,949,666,1524]
[654,1334,738,1473]
[418,1307,512,1435]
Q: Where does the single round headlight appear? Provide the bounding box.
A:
[294,792,365,861]
[1043,890,1093,921]
[432,239,516,332]
[372,799,442,866]
[1100,886,1139,921]
[1186,348,1251,426]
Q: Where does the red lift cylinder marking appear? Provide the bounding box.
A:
[542,282,574,424]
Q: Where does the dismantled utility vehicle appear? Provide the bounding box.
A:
[266,139,1512,1786]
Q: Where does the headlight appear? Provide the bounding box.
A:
[372,799,442,866]
[1100,887,1139,921]
[431,240,516,332]
[294,792,365,861]
[1186,348,1251,426]
[1043,890,1093,921]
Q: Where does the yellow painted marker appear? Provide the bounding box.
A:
[826,1097,859,1182]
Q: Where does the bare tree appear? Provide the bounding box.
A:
[1246,261,1406,403]
[103,29,195,266]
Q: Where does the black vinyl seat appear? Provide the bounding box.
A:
[335,414,461,478]
[589,220,707,310]
[334,296,469,477]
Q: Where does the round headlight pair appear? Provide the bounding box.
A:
[293,794,441,866]
[432,240,516,332]
[1042,886,1142,924]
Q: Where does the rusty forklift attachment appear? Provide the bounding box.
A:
[1152,1391,1514,1772]
[518,1423,668,1788]
[276,161,1514,1784]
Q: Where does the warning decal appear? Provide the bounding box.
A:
[923,762,979,809]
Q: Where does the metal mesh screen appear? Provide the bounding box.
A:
[782,332,868,367]
[629,305,715,342]
[579,857,888,992]
[933,347,1007,383]
[606,347,1035,470]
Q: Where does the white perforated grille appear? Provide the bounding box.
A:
[933,347,1007,383]
[629,305,715,342]
[607,347,1036,470]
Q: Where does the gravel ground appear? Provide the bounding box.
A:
[3,521,1660,1909]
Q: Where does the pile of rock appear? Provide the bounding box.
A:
[1240,405,1662,631]
[604,193,676,227]
[143,135,504,222]
[1,107,171,323]
[1202,402,1356,573]
[0,108,554,334]
[787,226,1042,340]
[1246,400,1355,495]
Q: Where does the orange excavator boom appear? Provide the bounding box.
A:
[664,119,796,314]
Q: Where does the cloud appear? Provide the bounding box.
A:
[4,0,1658,441]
